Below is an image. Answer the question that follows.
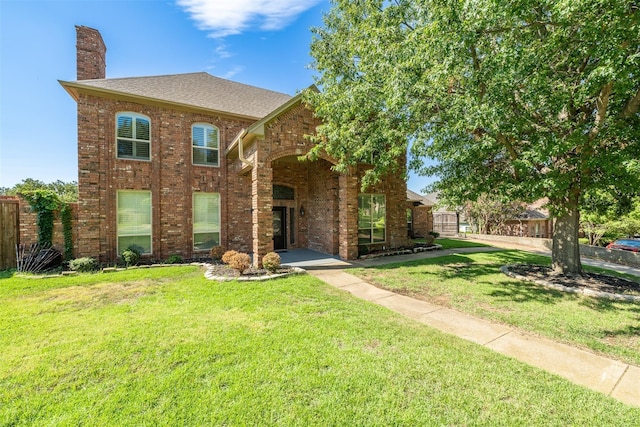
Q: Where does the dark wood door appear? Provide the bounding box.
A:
[273,207,287,250]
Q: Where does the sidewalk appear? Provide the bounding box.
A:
[305,247,640,408]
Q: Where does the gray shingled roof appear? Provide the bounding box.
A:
[65,72,292,119]
[407,189,435,206]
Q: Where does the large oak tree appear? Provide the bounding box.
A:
[307,0,640,275]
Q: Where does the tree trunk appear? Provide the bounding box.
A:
[551,203,582,276]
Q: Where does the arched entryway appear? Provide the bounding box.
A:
[270,155,341,256]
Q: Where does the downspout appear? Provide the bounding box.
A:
[233,128,252,169]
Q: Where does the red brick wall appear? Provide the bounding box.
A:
[408,204,433,238]
[76,26,106,80]
[357,164,409,251]
[76,93,254,262]
[75,93,409,262]
[6,196,79,255]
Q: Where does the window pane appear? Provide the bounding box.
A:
[372,227,385,243]
[117,116,133,138]
[118,140,133,157]
[205,127,219,149]
[194,232,219,250]
[135,117,150,141]
[193,147,207,164]
[205,149,219,166]
[118,235,151,254]
[193,193,220,250]
[358,229,372,245]
[135,141,150,159]
[193,126,205,148]
[118,191,151,253]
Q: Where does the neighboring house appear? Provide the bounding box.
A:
[60,26,408,265]
[504,200,553,238]
[427,192,464,236]
[406,189,434,238]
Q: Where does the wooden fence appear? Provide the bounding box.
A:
[0,199,19,269]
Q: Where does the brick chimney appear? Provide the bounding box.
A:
[76,25,106,80]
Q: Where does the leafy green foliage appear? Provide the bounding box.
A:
[19,189,61,246]
[121,247,141,267]
[60,203,74,260]
[164,254,183,264]
[2,178,78,202]
[68,257,97,273]
[308,0,640,274]
[464,195,524,235]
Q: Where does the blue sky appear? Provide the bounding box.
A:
[0,0,433,193]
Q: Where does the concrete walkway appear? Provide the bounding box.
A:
[285,247,640,407]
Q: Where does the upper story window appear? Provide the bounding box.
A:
[116,113,150,160]
[192,124,219,167]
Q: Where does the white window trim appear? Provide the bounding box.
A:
[192,123,220,167]
[117,190,153,255]
[116,112,151,161]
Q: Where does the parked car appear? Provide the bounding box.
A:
[606,239,640,252]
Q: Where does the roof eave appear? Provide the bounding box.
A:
[58,80,263,121]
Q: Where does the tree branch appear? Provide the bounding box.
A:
[621,87,640,118]
[588,82,612,140]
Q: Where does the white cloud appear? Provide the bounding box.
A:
[221,65,245,79]
[176,0,323,38]
[215,44,233,59]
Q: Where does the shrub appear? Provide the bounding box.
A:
[68,257,97,272]
[425,235,436,246]
[428,231,440,238]
[222,250,238,265]
[262,252,281,273]
[358,245,370,257]
[228,252,251,275]
[121,246,141,267]
[210,246,225,261]
[165,254,183,264]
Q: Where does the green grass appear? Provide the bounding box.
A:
[1,266,638,425]
[435,237,491,249]
[353,250,640,367]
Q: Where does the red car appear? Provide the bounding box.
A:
[606,239,640,252]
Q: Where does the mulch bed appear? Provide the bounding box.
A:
[206,263,298,279]
[508,264,640,297]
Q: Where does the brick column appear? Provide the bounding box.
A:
[252,155,273,267]
[338,172,359,260]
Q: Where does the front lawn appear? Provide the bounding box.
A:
[435,237,491,249]
[1,267,638,425]
[352,250,640,366]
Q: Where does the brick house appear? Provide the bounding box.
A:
[59,26,408,265]
[406,189,434,238]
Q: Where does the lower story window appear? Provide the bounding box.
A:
[117,191,152,254]
[193,192,220,250]
[358,194,386,245]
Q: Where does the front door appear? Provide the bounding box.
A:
[273,207,287,251]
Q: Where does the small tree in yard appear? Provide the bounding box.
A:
[308,0,640,275]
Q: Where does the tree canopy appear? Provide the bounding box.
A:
[1,178,78,202]
[307,0,640,274]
